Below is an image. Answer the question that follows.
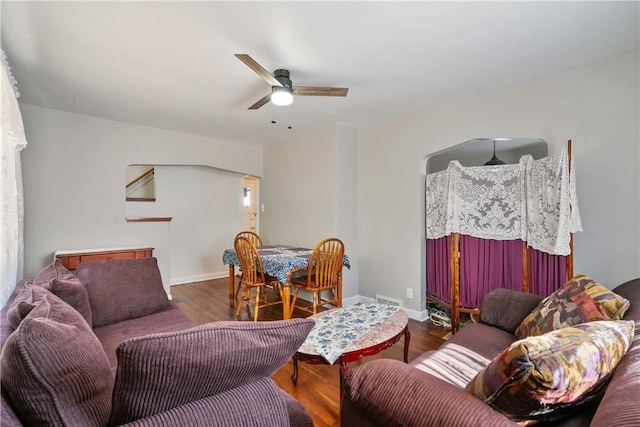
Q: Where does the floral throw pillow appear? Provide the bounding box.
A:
[516,274,630,339]
[466,320,635,423]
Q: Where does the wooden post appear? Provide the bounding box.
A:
[450,233,460,334]
[566,139,574,281]
[522,241,530,293]
[228,265,235,306]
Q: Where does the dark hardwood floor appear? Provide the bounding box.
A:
[171,277,448,427]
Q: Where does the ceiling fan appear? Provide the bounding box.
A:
[235,54,349,109]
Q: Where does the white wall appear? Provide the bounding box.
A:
[261,123,358,299]
[126,165,244,285]
[336,124,358,302]
[357,49,639,315]
[261,125,338,245]
[19,105,262,295]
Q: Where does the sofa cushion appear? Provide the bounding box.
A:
[466,320,635,423]
[409,345,490,389]
[282,389,315,427]
[611,278,640,323]
[20,259,93,325]
[45,277,92,325]
[0,294,113,427]
[31,258,76,285]
[445,322,517,360]
[109,378,292,427]
[516,274,630,338]
[93,303,196,368]
[590,278,640,427]
[344,359,519,427]
[480,288,544,334]
[77,257,170,328]
[109,318,315,425]
[6,284,53,328]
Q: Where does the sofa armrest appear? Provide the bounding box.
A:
[109,318,314,425]
[342,359,519,427]
[480,288,543,333]
[116,377,289,427]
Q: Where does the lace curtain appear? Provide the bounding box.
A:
[1,51,27,306]
[426,142,581,256]
[523,146,582,255]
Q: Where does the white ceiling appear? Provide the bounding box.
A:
[2,1,638,146]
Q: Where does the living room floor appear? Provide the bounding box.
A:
[171,277,448,427]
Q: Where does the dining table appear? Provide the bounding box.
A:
[222,245,350,319]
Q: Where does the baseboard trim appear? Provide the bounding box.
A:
[170,272,227,286]
[352,295,428,321]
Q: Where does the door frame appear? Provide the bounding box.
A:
[242,176,258,232]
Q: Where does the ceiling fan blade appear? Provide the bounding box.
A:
[293,86,349,97]
[235,54,282,87]
[248,93,272,110]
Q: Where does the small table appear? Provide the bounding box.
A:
[291,304,410,400]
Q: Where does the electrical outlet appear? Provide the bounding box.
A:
[406,288,413,299]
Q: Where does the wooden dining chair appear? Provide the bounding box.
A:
[235,231,263,248]
[234,236,282,321]
[290,238,345,316]
[233,231,265,298]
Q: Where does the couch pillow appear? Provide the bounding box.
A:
[6,284,54,328]
[46,277,93,326]
[32,258,76,285]
[77,257,170,328]
[22,259,93,326]
[516,274,630,338]
[110,318,315,425]
[0,294,113,427]
[480,288,544,334]
[466,320,635,423]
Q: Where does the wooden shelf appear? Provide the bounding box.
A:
[126,197,156,202]
[55,247,154,270]
[125,217,172,223]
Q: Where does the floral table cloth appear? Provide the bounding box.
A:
[222,245,350,284]
[300,303,401,364]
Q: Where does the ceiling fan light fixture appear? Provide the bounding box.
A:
[271,86,293,106]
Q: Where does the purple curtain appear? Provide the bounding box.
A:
[528,248,567,296]
[427,236,567,309]
[458,236,523,309]
[426,236,451,303]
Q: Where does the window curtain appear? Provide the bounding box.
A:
[1,51,27,306]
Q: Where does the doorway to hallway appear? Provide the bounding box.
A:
[242,176,258,232]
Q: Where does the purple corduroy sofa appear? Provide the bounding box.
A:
[341,278,640,426]
[0,257,314,426]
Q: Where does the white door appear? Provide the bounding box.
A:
[242,177,257,232]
